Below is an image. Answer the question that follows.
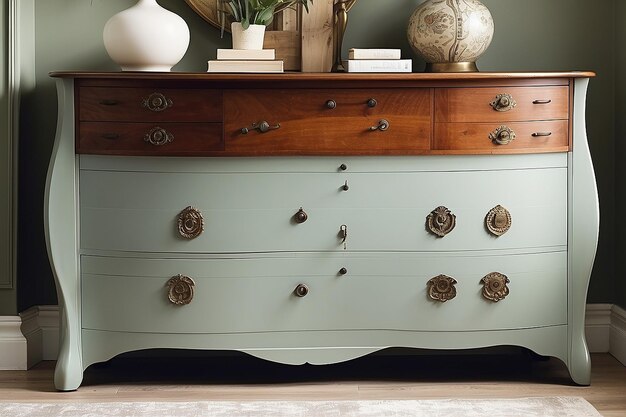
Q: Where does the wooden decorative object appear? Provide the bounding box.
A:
[184,0,333,71]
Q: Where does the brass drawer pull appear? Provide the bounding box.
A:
[294,207,308,224]
[369,119,389,131]
[294,284,309,297]
[490,93,516,112]
[427,274,457,302]
[485,205,511,237]
[326,99,337,109]
[166,274,195,305]
[533,99,552,104]
[101,133,119,140]
[481,272,510,302]
[144,127,174,146]
[427,206,456,237]
[142,92,173,112]
[489,125,516,145]
[241,121,281,134]
[367,98,377,108]
[99,99,118,106]
[178,206,204,239]
[532,132,552,137]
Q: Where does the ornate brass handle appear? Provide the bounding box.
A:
[426,206,456,237]
[294,207,308,224]
[294,284,309,297]
[144,127,174,146]
[427,274,457,302]
[481,272,510,302]
[485,205,511,237]
[142,92,173,112]
[490,93,517,112]
[532,132,552,137]
[326,99,337,109]
[489,125,516,145]
[369,119,389,131]
[166,274,195,305]
[178,206,204,239]
[240,121,281,134]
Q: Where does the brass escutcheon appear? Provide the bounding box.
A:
[427,274,457,302]
[177,206,204,239]
[166,274,195,305]
[490,93,517,112]
[485,205,512,236]
[426,206,456,237]
[144,127,174,146]
[481,272,510,302]
[142,92,173,112]
[489,125,516,145]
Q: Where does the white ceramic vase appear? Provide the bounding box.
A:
[407,0,494,72]
[103,0,190,71]
[231,22,266,50]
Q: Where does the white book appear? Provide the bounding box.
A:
[207,60,284,73]
[216,49,276,60]
[344,59,412,73]
[348,48,402,60]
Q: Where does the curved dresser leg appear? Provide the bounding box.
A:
[45,79,83,391]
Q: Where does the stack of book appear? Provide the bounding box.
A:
[207,49,284,73]
[343,48,412,73]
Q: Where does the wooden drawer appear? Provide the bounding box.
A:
[78,122,224,155]
[78,87,222,122]
[79,164,566,253]
[434,120,568,153]
[223,89,431,155]
[81,252,567,334]
[435,86,569,122]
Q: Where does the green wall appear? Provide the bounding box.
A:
[615,0,626,310]
[10,0,619,311]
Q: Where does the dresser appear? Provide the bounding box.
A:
[46,72,598,390]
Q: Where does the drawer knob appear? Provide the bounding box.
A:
[427,274,457,302]
[481,272,510,302]
[166,274,195,305]
[426,206,456,237]
[142,92,173,112]
[326,99,337,109]
[489,125,516,145]
[490,93,517,112]
[144,127,174,146]
[294,284,309,297]
[339,267,348,275]
[294,207,308,224]
[485,205,511,236]
[341,180,349,191]
[178,206,204,239]
[367,98,377,108]
[241,121,281,135]
[369,119,390,131]
[339,163,348,171]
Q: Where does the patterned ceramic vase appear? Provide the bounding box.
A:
[103,0,190,71]
[407,0,494,72]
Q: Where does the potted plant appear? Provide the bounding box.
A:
[219,0,312,50]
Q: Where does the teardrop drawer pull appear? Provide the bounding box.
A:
[294,284,309,297]
[177,206,204,239]
[142,92,173,112]
[426,206,456,237]
[166,274,195,305]
[481,272,510,302]
[294,207,308,224]
[485,205,512,236]
[427,274,457,302]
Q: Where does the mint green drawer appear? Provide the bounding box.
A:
[79,168,566,253]
[81,251,566,334]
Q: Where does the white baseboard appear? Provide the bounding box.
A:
[2,304,625,370]
[0,316,27,370]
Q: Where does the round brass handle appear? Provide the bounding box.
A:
[326,99,337,109]
[427,274,457,302]
[166,274,195,305]
[481,272,510,302]
[294,207,308,224]
[489,125,516,145]
[490,93,516,112]
[367,98,377,108]
[178,206,204,239]
[294,284,309,297]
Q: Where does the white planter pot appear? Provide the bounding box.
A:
[103,0,190,72]
[231,22,266,50]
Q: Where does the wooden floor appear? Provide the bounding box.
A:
[1,350,625,416]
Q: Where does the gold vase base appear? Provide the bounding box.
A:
[426,62,479,73]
